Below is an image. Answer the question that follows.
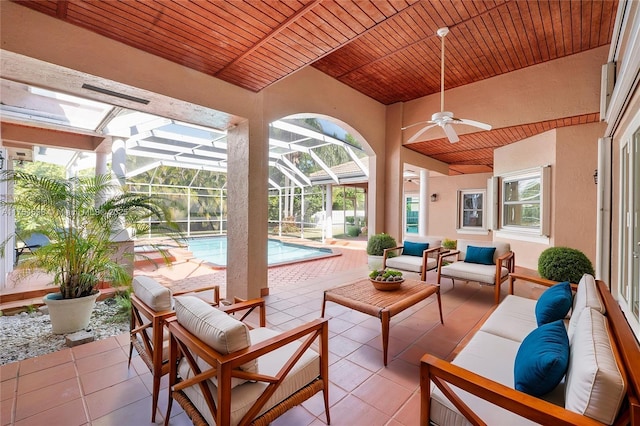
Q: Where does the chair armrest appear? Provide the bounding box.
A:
[507,273,578,296]
[166,316,329,372]
[174,285,221,306]
[437,249,460,267]
[383,246,403,263]
[220,298,266,327]
[420,354,603,426]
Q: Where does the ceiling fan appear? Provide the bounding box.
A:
[402,27,491,144]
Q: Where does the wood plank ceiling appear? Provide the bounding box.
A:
[11,0,618,174]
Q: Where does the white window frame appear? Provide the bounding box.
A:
[457,189,488,235]
[496,166,551,240]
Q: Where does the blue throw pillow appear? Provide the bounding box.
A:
[535,281,572,326]
[402,241,429,257]
[514,320,569,396]
[464,245,496,265]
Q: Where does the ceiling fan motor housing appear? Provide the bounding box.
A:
[432,111,454,124]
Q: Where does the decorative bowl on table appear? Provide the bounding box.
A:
[369,269,404,291]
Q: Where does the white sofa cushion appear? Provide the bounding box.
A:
[565,308,625,424]
[430,330,563,425]
[178,327,320,426]
[479,295,539,342]
[567,274,605,342]
[174,296,257,388]
[133,276,172,312]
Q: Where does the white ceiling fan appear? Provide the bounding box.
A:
[402,27,491,144]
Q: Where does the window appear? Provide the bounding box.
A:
[457,190,486,232]
[499,166,550,237]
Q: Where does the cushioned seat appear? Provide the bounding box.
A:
[165,295,330,426]
[383,236,443,281]
[437,239,514,304]
[129,276,219,422]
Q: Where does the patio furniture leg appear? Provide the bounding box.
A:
[436,287,444,324]
[380,310,390,366]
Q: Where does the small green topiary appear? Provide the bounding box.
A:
[538,247,595,283]
[366,233,397,256]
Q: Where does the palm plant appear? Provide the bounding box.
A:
[1,171,178,299]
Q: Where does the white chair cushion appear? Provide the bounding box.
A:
[385,255,437,273]
[479,295,540,342]
[440,262,509,285]
[178,327,320,426]
[567,274,605,342]
[174,296,257,387]
[565,308,625,424]
[133,276,172,312]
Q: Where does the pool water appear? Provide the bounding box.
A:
[187,236,332,267]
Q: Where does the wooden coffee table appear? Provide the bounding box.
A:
[321,279,443,366]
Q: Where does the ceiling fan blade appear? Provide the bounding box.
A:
[406,123,438,144]
[401,120,431,130]
[457,118,492,131]
[443,124,459,143]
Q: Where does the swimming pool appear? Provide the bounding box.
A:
[187,236,334,267]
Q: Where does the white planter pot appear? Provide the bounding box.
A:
[367,255,384,270]
[43,292,100,334]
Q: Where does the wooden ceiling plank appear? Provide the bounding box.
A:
[502,1,535,68]
[310,4,357,42]
[581,0,594,50]
[537,0,558,61]
[548,0,566,57]
[570,0,582,54]
[519,1,544,64]
[330,1,373,30]
[215,0,323,78]
[121,1,246,59]
[64,2,230,72]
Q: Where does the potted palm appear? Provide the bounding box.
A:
[0,171,177,334]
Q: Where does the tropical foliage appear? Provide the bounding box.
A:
[1,171,178,299]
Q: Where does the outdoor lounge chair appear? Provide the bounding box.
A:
[129,276,220,422]
[164,295,330,426]
[14,232,50,265]
[436,239,515,304]
[382,236,444,281]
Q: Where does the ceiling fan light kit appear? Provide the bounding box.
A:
[403,27,491,144]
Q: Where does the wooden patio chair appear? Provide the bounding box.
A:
[164,295,330,426]
[128,276,220,422]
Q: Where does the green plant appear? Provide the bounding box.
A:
[538,246,595,283]
[366,233,397,256]
[442,238,457,249]
[369,269,403,281]
[0,171,178,299]
[347,226,361,237]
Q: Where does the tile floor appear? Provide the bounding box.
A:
[1,241,543,426]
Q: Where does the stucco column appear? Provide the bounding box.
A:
[95,151,108,177]
[0,147,14,287]
[325,184,333,238]
[419,169,429,236]
[111,138,126,186]
[384,103,404,240]
[227,119,268,300]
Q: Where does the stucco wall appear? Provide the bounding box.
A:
[427,173,493,244]
[494,131,556,270]
[554,122,605,261]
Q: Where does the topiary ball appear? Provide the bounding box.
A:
[366,233,397,256]
[537,247,595,283]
